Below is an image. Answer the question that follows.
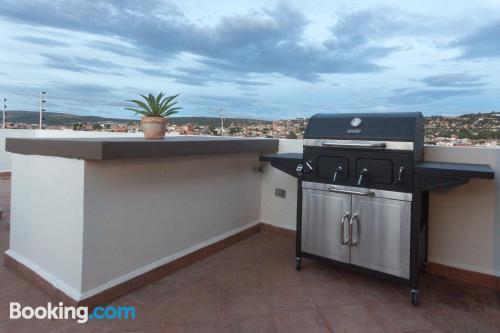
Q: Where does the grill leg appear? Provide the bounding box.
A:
[295,257,302,271]
[410,289,419,306]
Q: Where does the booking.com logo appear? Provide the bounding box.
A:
[10,302,136,324]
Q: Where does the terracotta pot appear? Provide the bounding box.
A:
[141,116,167,139]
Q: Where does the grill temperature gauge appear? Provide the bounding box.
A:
[351,117,362,127]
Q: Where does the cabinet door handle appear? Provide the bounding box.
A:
[350,213,359,246]
[340,212,350,245]
[328,186,374,196]
[321,141,386,149]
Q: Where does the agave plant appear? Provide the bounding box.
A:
[125,92,181,117]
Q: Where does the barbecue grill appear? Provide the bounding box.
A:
[260,112,494,306]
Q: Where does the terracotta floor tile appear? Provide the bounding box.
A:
[44,319,123,333]
[161,321,219,333]
[260,267,302,288]
[219,289,272,321]
[308,280,362,308]
[128,278,178,306]
[268,285,315,314]
[217,269,261,292]
[273,310,331,333]
[320,304,385,333]
[352,279,407,305]
[180,255,225,276]
[369,301,439,332]
[221,315,274,333]
[257,255,294,272]
[172,273,219,298]
[107,295,166,331]
[164,292,219,325]
[1,318,62,333]
[420,301,500,333]
[298,261,341,285]
[217,255,263,272]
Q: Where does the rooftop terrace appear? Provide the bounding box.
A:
[0,176,499,332]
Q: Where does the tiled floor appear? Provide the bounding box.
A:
[0,177,499,332]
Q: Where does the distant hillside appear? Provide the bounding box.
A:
[4,111,135,125]
[3,111,270,127]
[425,111,500,140]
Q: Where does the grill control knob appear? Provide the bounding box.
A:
[331,166,343,184]
[357,168,368,186]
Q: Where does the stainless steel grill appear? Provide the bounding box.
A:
[260,111,494,307]
[296,112,425,306]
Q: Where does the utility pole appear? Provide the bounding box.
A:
[218,109,224,136]
[2,98,6,129]
[39,91,46,129]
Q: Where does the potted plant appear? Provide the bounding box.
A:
[125,92,181,139]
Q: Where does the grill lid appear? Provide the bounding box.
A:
[304,112,424,143]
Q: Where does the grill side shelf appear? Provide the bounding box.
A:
[415,161,494,191]
[260,153,303,178]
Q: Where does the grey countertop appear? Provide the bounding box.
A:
[415,161,494,179]
[5,136,279,160]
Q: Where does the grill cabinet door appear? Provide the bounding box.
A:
[301,188,350,263]
[349,195,411,278]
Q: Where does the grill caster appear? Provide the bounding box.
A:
[410,289,419,306]
[295,257,302,271]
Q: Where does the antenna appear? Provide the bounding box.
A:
[39,91,46,129]
[218,109,224,136]
[2,98,6,129]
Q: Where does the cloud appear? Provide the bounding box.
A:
[0,1,398,82]
[13,35,70,47]
[39,53,125,76]
[0,81,132,116]
[137,66,270,87]
[44,82,140,117]
[389,88,483,105]
[452,21,500,59]
[420,73,487,88]
[186,94,258,112]
[85,40,156,61]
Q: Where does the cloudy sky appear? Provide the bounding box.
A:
[0,0,499,120]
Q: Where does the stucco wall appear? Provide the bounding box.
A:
[6,154,85,299]
[260,139,302,230]
[80,153,263,297]
[259,142,499,277]
[424,146,499,276]
[6,151,264,300]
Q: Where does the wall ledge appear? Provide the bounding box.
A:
[426,262,499,290]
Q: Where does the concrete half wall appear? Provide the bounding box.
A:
[424,147,499,277]
[81,153,263,297]
[6,154,85,299]
[6,151,263,301]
